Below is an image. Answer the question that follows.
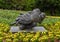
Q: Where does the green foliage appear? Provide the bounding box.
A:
[23,0,36,11]
[0,9,25,25]
[0,0,60,11]
[0,0,60,16]
[0,0,12,9]
[36,0,60,10]
[0,0,36,10]
[36,0,60,15]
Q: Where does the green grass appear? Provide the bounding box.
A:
[0,9,26,24]
[0,9,60,25]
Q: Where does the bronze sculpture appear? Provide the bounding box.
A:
[11,8,45,30]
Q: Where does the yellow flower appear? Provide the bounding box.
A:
[13,39,18,42]
[1,24,3,27]
[30,38,36,42]
[55,23,58,26]
[6,39,12,42]
[23,38,29,42]
[0,37,3,40]
[14,35,17,38]
[56,35,60,37]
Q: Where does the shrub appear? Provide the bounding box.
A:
[0,0,36,10]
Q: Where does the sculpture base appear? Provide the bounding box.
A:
[10,26,47,32]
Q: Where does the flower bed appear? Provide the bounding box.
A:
[0,21,60,42]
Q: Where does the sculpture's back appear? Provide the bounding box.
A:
[16,13,32,24]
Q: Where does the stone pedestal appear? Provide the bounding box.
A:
[10,26,47,32]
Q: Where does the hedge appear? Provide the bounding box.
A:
[0,0,60,16]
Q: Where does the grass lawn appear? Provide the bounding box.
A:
[0,9,60,25]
